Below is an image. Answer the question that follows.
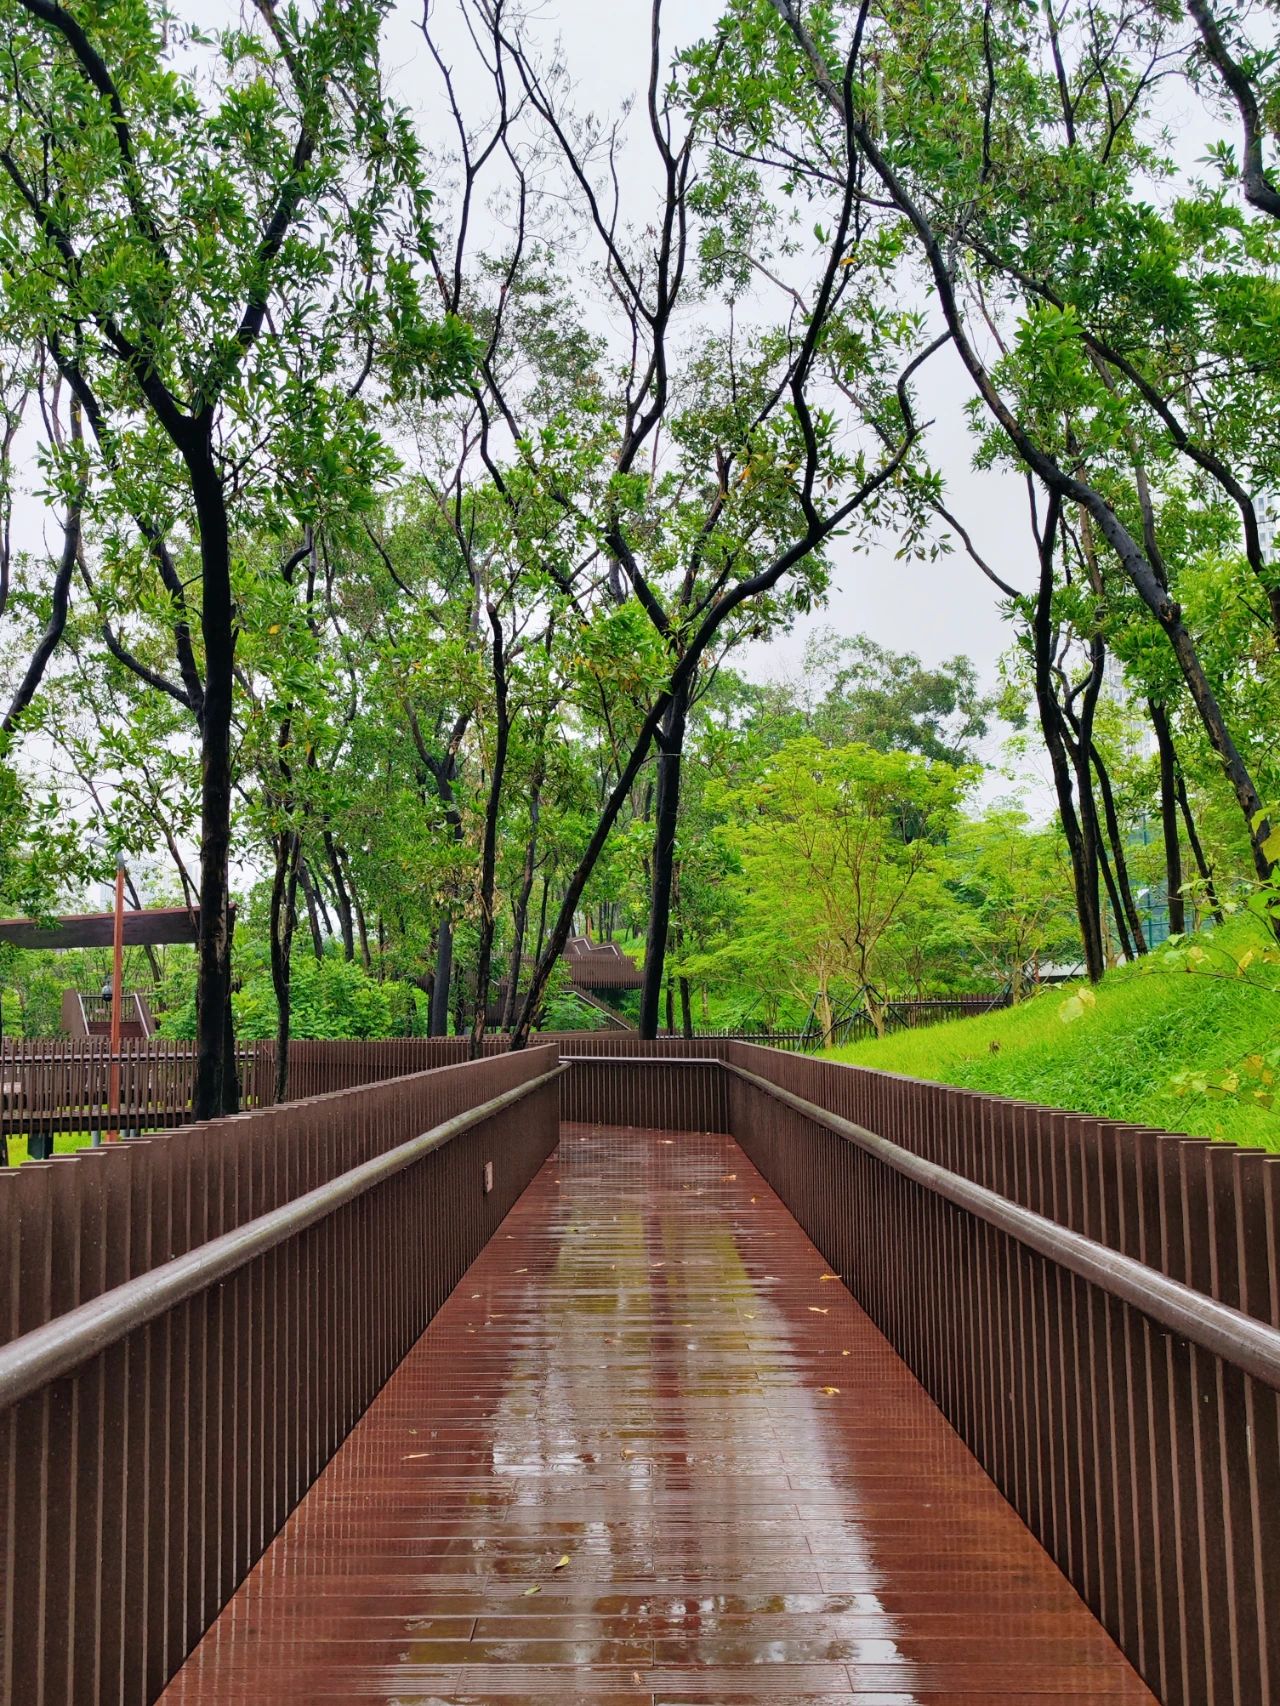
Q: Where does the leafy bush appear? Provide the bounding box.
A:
[159,948,426,1040]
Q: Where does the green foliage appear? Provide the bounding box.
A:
[158,947,425,1042]
[829,918,1280,1151]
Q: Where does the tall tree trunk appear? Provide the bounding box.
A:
[297,861,326,961]
[1090,741,1147,952]
[678,975,693,1039]
[187,446,236,1120]
[1032,496,1105,980]
[415,733,468,1037]
[664,977,674,1037]
[351,882,372,971]
[270,830,301,1105]
[1149,700,1186,934]
[471,609,511,1059]
[1175,769,1223,924]
[532,875,550,969]
[323,830,355,961]
[429,917,453,1037]
[639,674,691,1037]
[1095,828,1134,962]
[502,770,543,1030]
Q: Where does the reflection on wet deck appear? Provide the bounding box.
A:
[159,1123,1155,1703]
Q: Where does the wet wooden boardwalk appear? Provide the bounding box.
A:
[160,1124,1155,1704]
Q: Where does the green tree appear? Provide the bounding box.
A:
[0,0,470,1112]
[718,736,970,1038]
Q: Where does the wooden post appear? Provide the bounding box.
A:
[107,856,125,1142]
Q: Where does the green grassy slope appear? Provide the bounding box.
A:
[826,919,1280,1151]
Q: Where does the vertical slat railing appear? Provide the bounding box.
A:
[0,1047,560,1706]
[724,1046,1280,1706]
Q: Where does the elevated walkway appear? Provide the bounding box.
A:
[159,1122,1152,1704]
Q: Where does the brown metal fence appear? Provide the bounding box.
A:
[723,1043,1280,1706]
[0,1047,561,1705]
[0,1038,274,1152]
[0,1034,739,1158]
[561,1053,728,1131]
[5,1038,1280,1706]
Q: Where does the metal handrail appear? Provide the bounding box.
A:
[562,1054,725,1067]
[725,1058,1280,1393]
[0,1064,565,1411]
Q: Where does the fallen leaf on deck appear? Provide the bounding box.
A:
[820,1386,840,1396]
[554,1554,571,1570]
[523,1585,541,1596]
[743,1312,756,1320]
[820,1273,839,1282]
[808,1306,828,1314]
[401,1452,431,1460]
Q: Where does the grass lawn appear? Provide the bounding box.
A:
[825,918,1280,1152]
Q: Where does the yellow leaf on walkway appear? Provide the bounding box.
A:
[554,1554,571,1570]
[820,1386,840,1396]
[523,1585,541,1596]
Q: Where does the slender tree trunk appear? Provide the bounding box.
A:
[417,743,467,1037]
[1149,700,1186,934]
[429,917,453,1037]
[187,446,236,1120]
[323,831,355,961]
[270,830,301,1105]
[351,880,372,971]
[678,975,693,1039]
[1175,770,1223,924]
[664,977,674,1037]
[1032,496,1105,981]
[1095,828,1134,962]
[1090,741,1147,952]
[502,771,543,1030]
[297,861,326,961]
[816,980,834,1046]
[532,875,550,969]
[640,674,691,1037]
[471,609,511,1059]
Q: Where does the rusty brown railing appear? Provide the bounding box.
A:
[5,1039,1278,1706]
[1,1034,738,1158]
[723,1045,1280,1706]
[0,1048,561,1706]
[561,1053,729,1131]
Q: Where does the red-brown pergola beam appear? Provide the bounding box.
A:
[0,905,233,952]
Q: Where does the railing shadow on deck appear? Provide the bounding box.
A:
[1,1037,1277,1706]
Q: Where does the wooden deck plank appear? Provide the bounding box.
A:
[158,1123,1155,1704]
